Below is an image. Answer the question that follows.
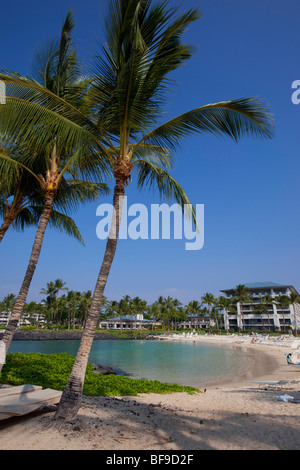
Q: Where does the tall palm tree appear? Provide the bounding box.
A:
[55,0,273,421]
[2,294,16,314]
[256,293,275,332]
[40,278,68,324]
[78,290,93,329]
[148,301,160,331]
[23,301,44,327]
[287,293,300,337]
[217,296,232,332]
[186,300,202,330]
[275,294,291,334]
[0,13,109,364]
[201,293,215,333]
[233,284,251,332]
[1,0,272,420]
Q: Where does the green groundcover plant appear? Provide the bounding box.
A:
[0,353,199,396]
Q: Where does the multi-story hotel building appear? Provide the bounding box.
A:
[220,282,300,332]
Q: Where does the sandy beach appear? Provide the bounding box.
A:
[1,334,300,451]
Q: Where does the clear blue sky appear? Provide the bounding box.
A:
[1,0,300,305]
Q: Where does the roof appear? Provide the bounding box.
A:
[244,282,282,288]
[220,282,299,296]
[103,315,151,322]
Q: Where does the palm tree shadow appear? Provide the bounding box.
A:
[43,392,300,450]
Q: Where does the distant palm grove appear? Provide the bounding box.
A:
[1,280,298,335]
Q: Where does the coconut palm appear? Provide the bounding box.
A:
[233,284,252,331]
[77,290,93,329]
[275,294,291,334]
[217,296,232,332]
[201,293,215,333]
[40,279,68,324]
[0,13,109,364]
[255,293,276,332]
[0,149,87,244]
[287,293,300,337]
[186,300,202,330]
[56,0,274,421]
[23,301,44,327]
[9,0,272,421]
[1,294,16,314]
[148,301,160,331]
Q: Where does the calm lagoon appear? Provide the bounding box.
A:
[9,339,252,388]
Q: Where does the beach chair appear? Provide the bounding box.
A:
[0,385,62,420]
[251,380,290,390]
[286,353,300,367]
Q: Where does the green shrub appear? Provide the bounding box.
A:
[0,353,199,396]
[20,326,37,331]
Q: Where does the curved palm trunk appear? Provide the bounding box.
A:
[55,177,125,422]
[0,191,55,370]
[0,199,21,242]
[0,189,23,243]
[0,213,14,242]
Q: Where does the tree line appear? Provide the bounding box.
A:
[1,282,298,334]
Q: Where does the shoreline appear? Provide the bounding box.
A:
[155,332,300,388]
[1,332,300,450]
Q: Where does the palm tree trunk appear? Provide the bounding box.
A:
[0,210,16,242]
[293,304,298,337]
[0,191,55,370]
[55,176,125,422]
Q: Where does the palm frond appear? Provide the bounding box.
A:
[91,0,200,136]
[52,178,109,213]
[134,97,274,152]
[135,159,197,228]
[29,205,84,244]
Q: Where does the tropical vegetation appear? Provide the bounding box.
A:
[0,0,274,422]
[1,281,297,336]
[0,352,199,396]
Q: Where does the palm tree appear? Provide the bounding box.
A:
[40,279,68,324]
[0,13,109,363]
[201,293,215,334]
[34,0,272,421]
[233,284,251,332]
[40,281,58,323]
[23,301,44,327]
[148,301,160,331]
[2,294,16,314]
[186,300,202,330]
[275,294,291,334]
[217,296,232,332]
[56,0,274,421]
[254,293,275,332]
[287,293,300,337]
[77,291,93,329]
[0,151,86,244]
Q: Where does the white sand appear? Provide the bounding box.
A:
[1,334,300,450]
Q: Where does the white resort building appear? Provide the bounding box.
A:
[99,314,151,330]
[221,282,300,332]
[0,311,46,327]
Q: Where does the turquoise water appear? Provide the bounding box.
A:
[8,339,250,388]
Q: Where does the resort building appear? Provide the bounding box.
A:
[0,311,46,327]
[178,314,210,330]
[220,282,300,332]
[99,313,151,330]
